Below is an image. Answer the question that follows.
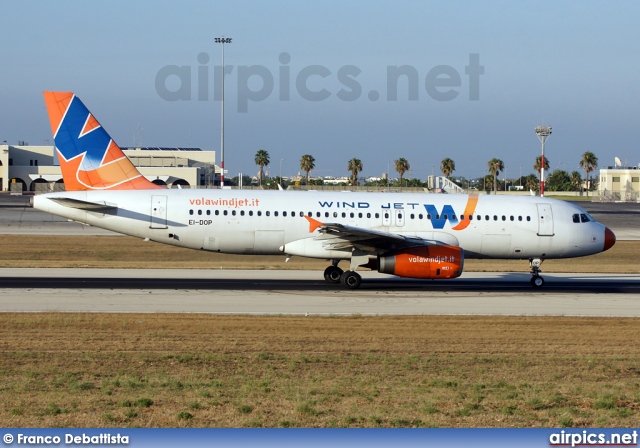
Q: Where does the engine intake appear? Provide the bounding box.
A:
[378,246,464,279]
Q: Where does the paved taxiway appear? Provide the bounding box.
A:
[1,269,640,317]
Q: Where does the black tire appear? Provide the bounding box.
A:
[340,271,362,289]
[324,266,343,283]
[531,276,544,288]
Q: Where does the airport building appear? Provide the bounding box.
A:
[598,165,640,201]
[0,144,220,192]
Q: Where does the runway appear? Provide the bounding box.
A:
[2,269,640,317]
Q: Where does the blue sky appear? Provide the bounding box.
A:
[2,0,639,180]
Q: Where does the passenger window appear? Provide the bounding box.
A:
[249,211,253,216]
[518,216,522,221]
[189,210,193,215]
[266,211,270,216]
[485,215,489,220]
[367,213,371,218]
[375,213,380,219]
[198,210,202,215]
[460,215,464,220]
[573,214,580,223]
[469,215,473,220]
[526,216,531,221]
[206,210,211,216]
[223,210,228,216]
[325,212,329,218]
[436,214,440,220]
[427,214,432,219]
[274,211,279,217]
[240,210,245,216]
[477,215,481,220]
[418,214,423,219]
[316,212,321,218]
[442,214,447,219]
[257,211,261,217]
[398,213,403,220]
[215,210,220,216]
[333,212,338,218]
[232,210,236,216]
[350,212,355,218]
[452,214,456,220]
[502,216,506,221]
[510,216,514,221]
[493,215,498,221]
[283,211,287,217]
[341,212,346,218]
[410,214,415,219]
[358,213,363,218]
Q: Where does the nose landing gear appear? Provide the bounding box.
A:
[529,258,545,287]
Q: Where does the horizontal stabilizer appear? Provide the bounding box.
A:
[47,197,117,212]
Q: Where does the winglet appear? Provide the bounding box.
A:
[304,215,324,233]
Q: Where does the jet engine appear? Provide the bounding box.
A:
[378,245,464,279]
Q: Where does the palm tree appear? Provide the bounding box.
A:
[440,158,455,178]
[579,151,598,197]
[347,158,363,186]
[533,155,551,173]
[254,149,270,188]
[525,174,539,192]
[394,158,410,187]
[487,158,504,194]
[300,154,316,185]
[570,171,582,192]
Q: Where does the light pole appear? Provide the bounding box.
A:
[280,158,284,185]
[519,164,522,187]
[535,126,552,197]
[504,165,508,191]
[216,36,232,187]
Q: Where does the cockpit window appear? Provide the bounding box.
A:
[573,213,594,223]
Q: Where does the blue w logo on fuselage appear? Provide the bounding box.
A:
[424,204,459,229]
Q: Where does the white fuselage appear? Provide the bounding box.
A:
[33,189,610,261]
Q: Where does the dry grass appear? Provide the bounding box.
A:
[1,314,640,428]
[0,235,637,273]
[1,237,639,427]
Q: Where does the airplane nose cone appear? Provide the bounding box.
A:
[603,227,616,252]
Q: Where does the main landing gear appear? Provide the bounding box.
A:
[529,258,544,287]
[324,260,362,289]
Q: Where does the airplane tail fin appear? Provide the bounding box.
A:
[43,91,163,191]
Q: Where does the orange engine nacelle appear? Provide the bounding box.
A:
[378,246,464,279]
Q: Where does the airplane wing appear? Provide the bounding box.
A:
[305,216,453,252]
[47,197,117,212]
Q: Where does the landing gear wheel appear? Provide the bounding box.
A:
[529,258,544,288]
[324,266,343,283]
[340,271,362,289]
[530,275,544,288]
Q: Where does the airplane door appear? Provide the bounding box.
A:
[382,209,392,226]
[150,195,168,229]
[395,209,405,227]
[536,203,554,236]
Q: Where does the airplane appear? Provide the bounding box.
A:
[32,91,616,289]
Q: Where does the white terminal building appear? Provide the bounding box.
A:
[0,144,221,192]
[598,164,640,201]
